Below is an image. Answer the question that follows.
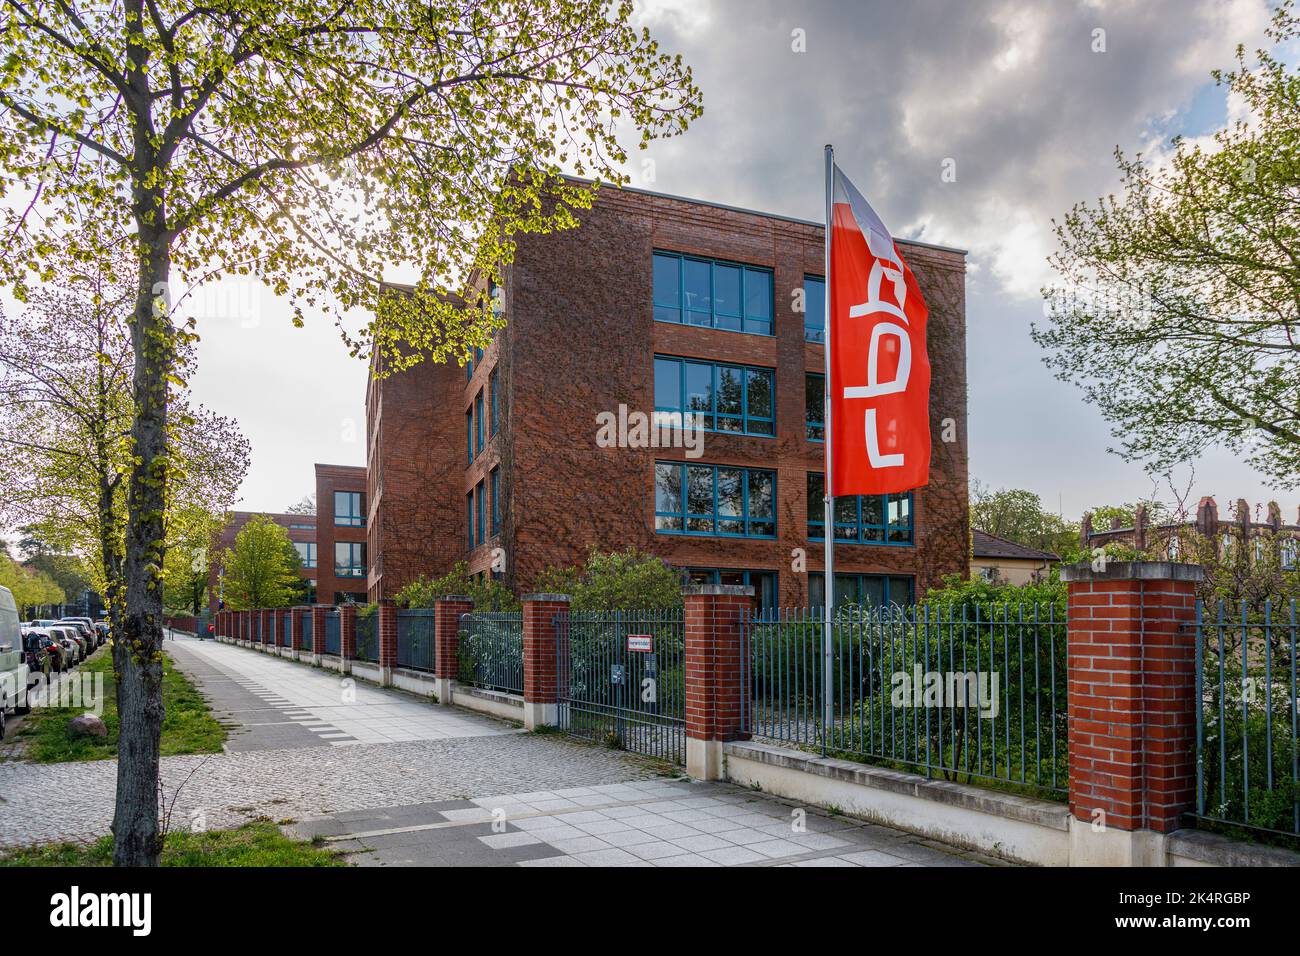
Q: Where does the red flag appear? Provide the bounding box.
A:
[828,164,931,496]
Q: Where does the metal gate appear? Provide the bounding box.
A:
[556,610,685,763]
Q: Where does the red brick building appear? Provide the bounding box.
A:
[367,184,970,608]
[207,510,318,613]
[315,463,369,605]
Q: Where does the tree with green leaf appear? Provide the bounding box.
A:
[0,0,699,864]
[1035,2,1300,488]
[397,560,518,612]
[218,516,304,611]
[969,481,1078,559]
[536,547,683,611]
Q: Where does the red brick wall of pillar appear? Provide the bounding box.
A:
[241,610,249,641]
[261,609,272,645]
[378,600,397,669]
[311,606,328,656]
[340,604,357,659]
[435,596,474,680]
[290,607,306,652]
[1063,563,1202,834]
[522,594,568,704]
[683,585,755,744]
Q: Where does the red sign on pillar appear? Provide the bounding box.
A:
[828,164,931,496]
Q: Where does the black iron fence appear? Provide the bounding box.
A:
[459,612,523,694]
[743,603,1068,797]
[397,609,437,672]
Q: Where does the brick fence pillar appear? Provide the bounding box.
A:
[240,610,249,645]
[260,609,272,650]
[684,584,755,781]
[339,604,357,675]
[310,606,327,666]
[1061,561,1204,865]
[434,596,473,704]
[378,600,397,686]
[290,606,306,657]
[522,594,568,730]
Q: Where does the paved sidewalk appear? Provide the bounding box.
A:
[167,638,503,750]
[287,778,996,867]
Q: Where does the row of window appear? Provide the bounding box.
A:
[653,463,914,543]
[468,468,501,550]
[652,251,828,344]
[466,370,500,464]
[653,356,774,436]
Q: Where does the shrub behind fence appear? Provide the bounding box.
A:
[459,612,523,694]
[744,602,1068,798]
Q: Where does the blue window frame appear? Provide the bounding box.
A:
[810,572,913,609]
[475,389,484,456]
[806,373,824,441]
[806,473,913,545]
[334,542,366,578]
[490,468,500,537]
[653,251,773,336]
[655,462,776,538]
[294,542,317,569]
[653,355,774,436]
[467,491,474,549]
[333,491,365,527]
[804,276,825,343]
[466,407,473,464]
[489,370,499,436]
[685,567,779,610]
[475,478,485,546]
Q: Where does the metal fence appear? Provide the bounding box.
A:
[324,610,341,656]
[300,614,313,652]
[397,609,437,672]
[459,612,523,694]
[1196,599,1300,837]
[356,611,378,662]
[743,603,1068,797]
[280,610,291,647]
[558,610,685,763]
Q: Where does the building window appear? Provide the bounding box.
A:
[475,389,484,456]
[804,276,825,343]
[294,542,317,569]
[467,491,474,549]
[489,370,499,436]
[806,373,824,441]
[334,591,367,605]
[466,407,473,465]
[475,478,485,546]
[810,572,913,609]
[653,356,774,436]
[490,468,500,537]
[652,251,773,336]
[334,542,366,578]
[333,491,365,527]
[807,473,912,545]
[655,462,776,538]
[1283,537,1297,570]
[288,522,314,530]
[685,567,779,610]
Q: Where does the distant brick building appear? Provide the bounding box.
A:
[365,183,971,608]
[315,463,369,605]
[207,510,317,613]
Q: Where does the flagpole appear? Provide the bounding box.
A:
[822,144,834,743]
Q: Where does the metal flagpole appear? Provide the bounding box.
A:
[822,144,834,745]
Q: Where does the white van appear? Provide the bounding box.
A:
[0,585,31,739]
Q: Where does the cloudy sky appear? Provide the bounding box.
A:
[188,0,1285,520]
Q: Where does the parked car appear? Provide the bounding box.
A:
[23,627,67,672]
[94,621,109,644]
[58,618,97,651]
[21,631,52,684]
[0,586,31,739]
[49,626,83,664]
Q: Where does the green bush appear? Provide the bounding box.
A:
[535,547,682,611]
[396,561,518,611]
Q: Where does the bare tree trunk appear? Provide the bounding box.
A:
[112,229,171,867]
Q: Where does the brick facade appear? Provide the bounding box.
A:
[1062,564,1202,833]
[315,463,369,606]
[367,184,970,606]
